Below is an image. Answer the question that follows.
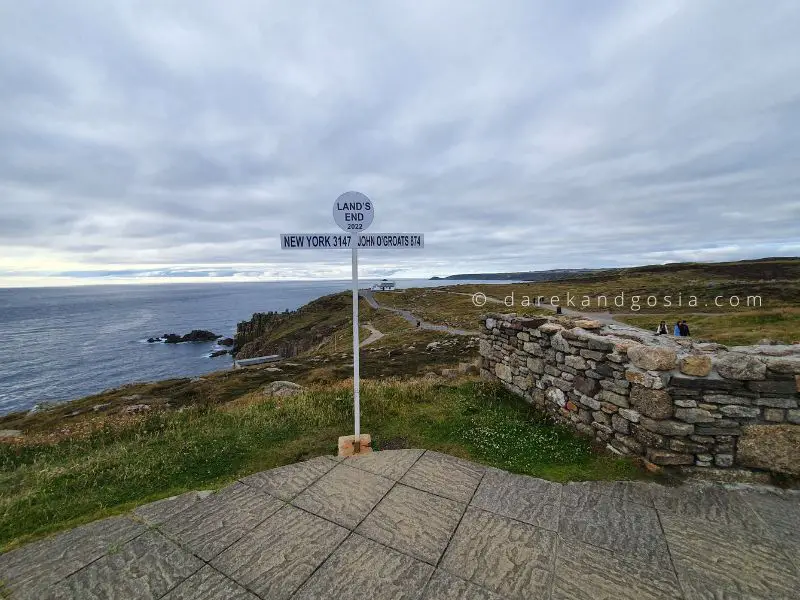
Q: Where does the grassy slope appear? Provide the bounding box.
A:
[0,379,644,551]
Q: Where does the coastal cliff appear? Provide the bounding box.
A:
[234,292,352,359]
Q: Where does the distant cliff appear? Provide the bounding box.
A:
[234,292,351,359]
[431,268,598,281]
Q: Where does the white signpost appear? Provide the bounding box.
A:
[281,191,424,454]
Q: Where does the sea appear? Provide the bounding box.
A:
[0,279,490,415]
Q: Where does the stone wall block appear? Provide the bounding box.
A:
[719,405,760,418]
[587,338,615,352]
[550,333,573,353]
[753,397,798,410]
[748,380,799,395]
[538,322,564,335]
[597,390,629,408]
[647,449,694,465]
[632,424,666,448]
[564,355,588,370]
[639,418,694,436]
[617,408,640,423]
[762,357,800,375]
[671,376,744,391]
[737,424,800,475]
[495,363,512,382]
[630,385,673,419]
[674,407,716,423]
[627,344,677,371]
[679,354,713,376]
[715,352,767,380]
[669,438,710,453]
[611,413,630,434]
[764,408,785,422]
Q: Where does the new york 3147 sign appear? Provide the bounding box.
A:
[280,191,424,452]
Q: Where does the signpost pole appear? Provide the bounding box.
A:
[351,232,361,452]
[280,191,423,456]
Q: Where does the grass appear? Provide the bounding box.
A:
[0,378,644,552]
[615,307,800,345]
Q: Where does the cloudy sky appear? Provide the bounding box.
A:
[1,1,799,286]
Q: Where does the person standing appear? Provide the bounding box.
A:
[679,320,691,336]
[674,321,682,336]
[656,321,669,335]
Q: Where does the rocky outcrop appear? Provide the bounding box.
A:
[480,313,800,476]
[218,337,234,347]
[262,381,304,398]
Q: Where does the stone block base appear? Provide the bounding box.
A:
[338,433,372,457]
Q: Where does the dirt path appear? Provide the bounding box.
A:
[359,323,385,347]
[359,290,480,336]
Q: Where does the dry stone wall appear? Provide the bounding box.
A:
[479,313,800,476]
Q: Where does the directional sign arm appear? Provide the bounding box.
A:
[281,233,424,249]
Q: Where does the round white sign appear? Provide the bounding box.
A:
[333,191,374,232]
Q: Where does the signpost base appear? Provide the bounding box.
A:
[337,433,372,457]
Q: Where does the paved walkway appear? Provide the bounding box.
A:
[2,450,799,599]
[359,290,480,336]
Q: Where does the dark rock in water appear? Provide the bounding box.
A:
[218,337,234,347]
[181,330,221,343]
[210,349,229,358]
[155,330,221,344]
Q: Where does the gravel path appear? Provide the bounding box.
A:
[359,323,385,348]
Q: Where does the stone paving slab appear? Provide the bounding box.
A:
[238,455,337,501]
[0,516,145,599]
[161,565,258,600]
[292,533,434,600]
[45,530,203,600]
[159,482,284,561]
[212,504,348,600]
[356,483,465,565]
[559,493,673,570]
[650,481,767,533]
[422,569,507,600]
[346,448,424,480]
[735,486,800,566]
[661,511,800,599]
[400,450,485,503]
[471,467,561,531]
[440,507,556,600]
[562,479,657,508]
[133,490,212,526]
[292,463,394,529]
[4,449,800,600]
[551,535,683,600]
